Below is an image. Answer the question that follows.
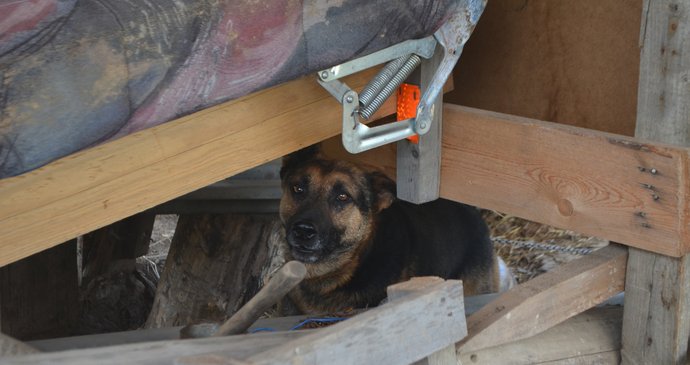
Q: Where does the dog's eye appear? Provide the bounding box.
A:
[336,193,350,202]
[292,184,305,194]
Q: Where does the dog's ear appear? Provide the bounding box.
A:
[280,144,322,179]
[368,171,396,212]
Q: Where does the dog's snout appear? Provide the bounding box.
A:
[292,222,317,241]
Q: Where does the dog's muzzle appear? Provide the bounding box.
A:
[287,221,323,262]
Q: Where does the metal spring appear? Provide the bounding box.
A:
[359,56,409,108]
[358,54,421,120]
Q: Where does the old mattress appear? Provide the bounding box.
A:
[0,0,481,178]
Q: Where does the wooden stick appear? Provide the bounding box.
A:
[212,261,306,337]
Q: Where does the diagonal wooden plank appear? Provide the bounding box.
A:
[457,244,627,354]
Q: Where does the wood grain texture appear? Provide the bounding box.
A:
[388,277,459,365]
[459,306,622,365]
[0,68,395,267]
[396,45,443,203]
[446,0,641,137]
[441,105,690,257]
[621,1,690,364]
[146,215,284,329]
[622,252,690,364]
[248,280,467,365]
[457,244,627,353]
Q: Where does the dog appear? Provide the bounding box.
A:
[279,145,511,314]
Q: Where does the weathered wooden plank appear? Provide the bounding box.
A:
[457,244,627,353]
[388,277,459,365]
[441,105,690,257]
[459,306,622,365]
[621,1,690,364]
[0,68,396,267]
[248,280,466,365]
[3,331,309,365]
[396,45,443,203]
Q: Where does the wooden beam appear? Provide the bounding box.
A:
[621,1,690,364]
[0,68,395,267]
[396,44,443,203]
[458,306,622,365]
[440,105,690,257]
[248,280,466,365]
[457,244,626,354]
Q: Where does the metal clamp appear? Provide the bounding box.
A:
[317,1,486,153]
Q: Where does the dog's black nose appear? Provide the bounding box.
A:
[292,222,317,241]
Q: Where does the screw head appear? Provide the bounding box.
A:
[320,71,329,79]
[345,95,354,103]
[420,122,427,129]
[650,168,658,175]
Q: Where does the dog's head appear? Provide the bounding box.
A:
[279,145,395,273]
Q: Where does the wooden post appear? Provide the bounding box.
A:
[396,45,443,203]
[145,214,284,328]
[0,240,79,341]
[387,277,459,365]
[621,1,690,363]
[81,213,155,283]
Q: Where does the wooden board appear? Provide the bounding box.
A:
[248,280,466,365]
[457,244,627,353]
[4,331,309,365]
[440,105,690,257]
[458,306,622,365]
[0,68,396,267]
[446,0,641,137]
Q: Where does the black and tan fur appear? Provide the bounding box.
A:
[279,145,502,314]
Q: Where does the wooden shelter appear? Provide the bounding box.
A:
[1,0,689,363]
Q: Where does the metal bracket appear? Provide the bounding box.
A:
[316,3,485,154]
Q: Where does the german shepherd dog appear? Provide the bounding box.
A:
[279,145,508,314]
